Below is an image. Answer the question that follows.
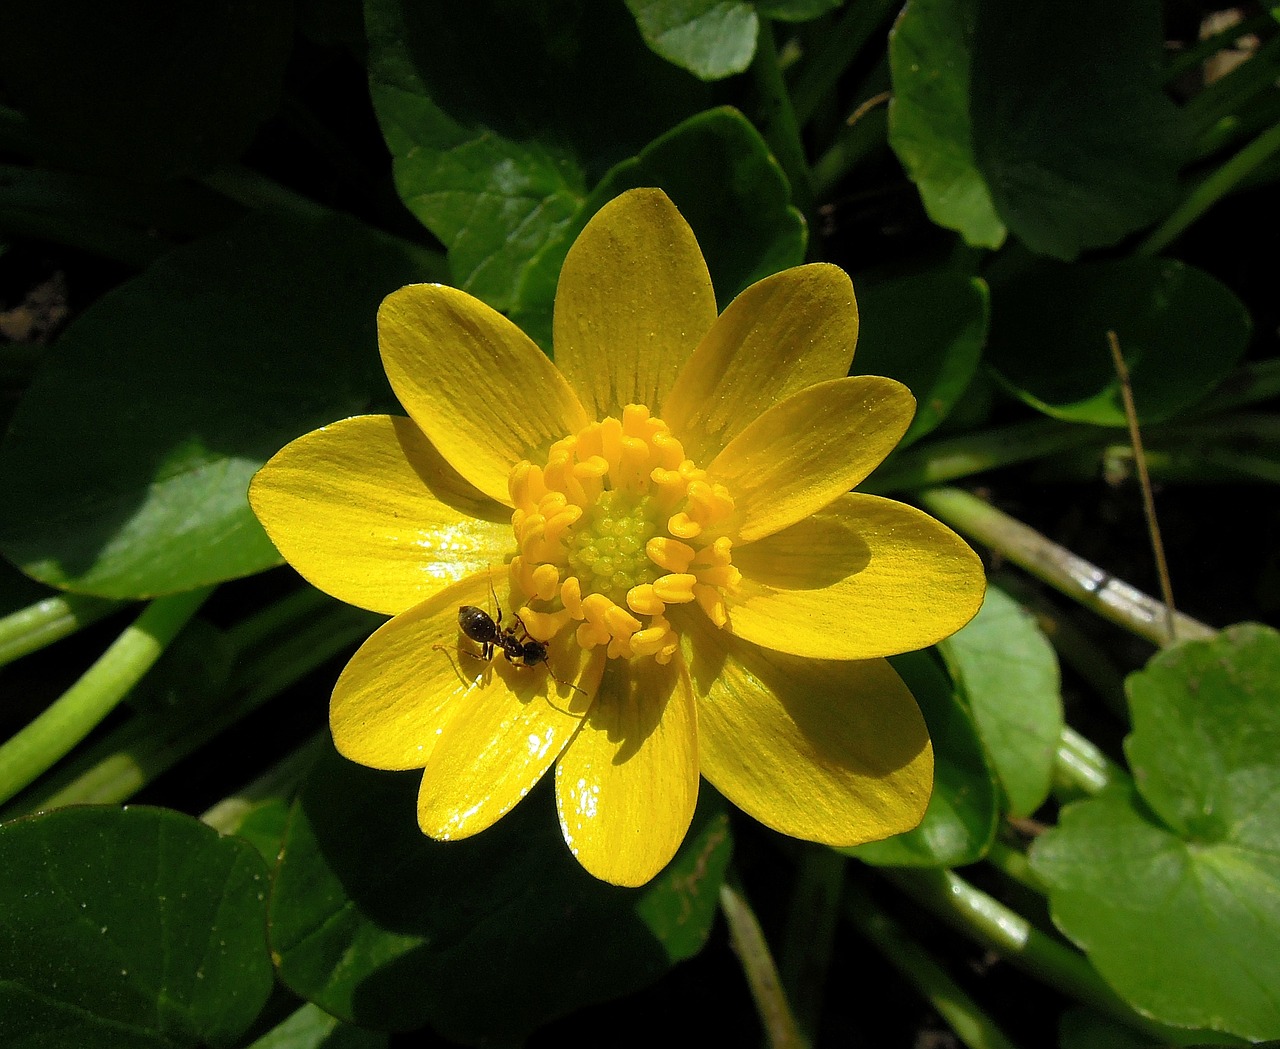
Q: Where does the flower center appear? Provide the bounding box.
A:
[506,404,741,664]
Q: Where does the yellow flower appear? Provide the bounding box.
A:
[248,188,985,887]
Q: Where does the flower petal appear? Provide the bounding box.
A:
[552,189,718,421]
[379,284,589,505]
[684,616,932,846]
[417,637,603,840]
[663,263,860,463]
[709,376,914,543]
[555,655,698,887]
[726,494,986,659]
[249,415,512,615]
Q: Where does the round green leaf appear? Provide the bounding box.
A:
[846,650,997,867]
[246,1004,387,1049]
[888,0,1006,249]
[0,0,292,180]
[1030,625,1280,1040]
[0,805,274,1048]
[0,211,438,598]
[269,746,731,1042]
[987,257,1252,426]
[851,268,987,447]
[367,0,708,310]
[969,0,1189,259]
[511,107,806,350]
[937,585,1063,817]
[624,0,759,80]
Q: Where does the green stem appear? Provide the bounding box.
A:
[790,0,900,126]
[0,587,212,807]
[0,592,125,668]
[5,604,378,816]
[842,879,1024,1049]
[778,846,846,1040]
[881,868,1240,1045]
[1055,726,1126,799]
[720,872,810,1049]
[984,840,1047,896]
[916,487,1215,647]
[1139,117,1280,255]
[751,21,815,219]
[863,419,1102,495]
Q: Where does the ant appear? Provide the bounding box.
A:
[437,576,586,697]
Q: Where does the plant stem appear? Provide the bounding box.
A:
[916,487,1215,647]
[0,592,124,668]
[0,587,212,807]
[778,846,845,1040]
[790,0,900,126]
[864,419,1102,495]
[842,879,1024,1049]
[880,868,1239,1044]
[751,21,815,219]
[1139,117,1280,255]
[1054,726,1126,798]
[721,871,810,1049]
[984,840,1047,896]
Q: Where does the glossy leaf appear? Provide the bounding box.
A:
[511,106,806,350]
[269,745,731,1042]
[366,0,708,310]
[0,806,273,1048]
[246,1004,387,1049]
[0,0,292,180]
[625,0,759,80]
[0,211,438,598]
[937,585,1062,817]
[888,0,1006,248]
[1030,625,1280,1040]
[969,0,1188,258]
[847,650,997,867]
[987,258,1252,426]
[850,268,987,447]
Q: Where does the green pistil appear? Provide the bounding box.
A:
[565,491,663,605]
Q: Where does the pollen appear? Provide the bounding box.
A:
[507,404,741,663]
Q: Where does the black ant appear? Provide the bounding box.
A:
[437,579,586,697]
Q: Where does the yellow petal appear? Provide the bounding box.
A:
[330,574,495,771]
[552,189,717,421]
[555,656,698,887]
[726,494,986,659]
[379,284,589,505]
[684,617,932,846]
[709,376,915,544]
[417,634,604,841]
[249,415,511,615]
[663,263,860,463]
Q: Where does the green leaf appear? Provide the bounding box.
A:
[987,257,1252,426]
[246,1004,388,1049]
[1030,625,1280,1040]
[0,806,273,1048]
[0,211,438,598]
[0,0,293,180]
[887,0,1006,248]
[846,650,997,867]
[969,0,1189,259]
[850,268,987,447]
[510,107,806,350]
[938,585,1063,817]
[270,746,732,1042]
[366,0,708,309]
[757,0,842,20]
[1059,1008,1162,1049]
[625,0,758,79]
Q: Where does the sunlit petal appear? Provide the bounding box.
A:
[709,376,914,543]
[555,656,698,887]
[684,616,932,845]
[553,189,718,420]
[249,415,511,615]
[663,264,860,463]
[727,494,986,659]
[379,283,589,505]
